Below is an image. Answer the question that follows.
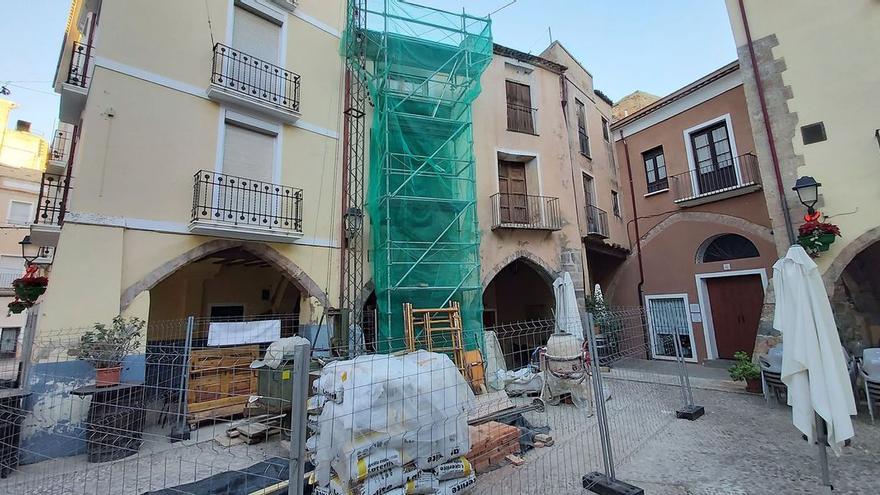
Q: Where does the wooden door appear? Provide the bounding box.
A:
[707,275,764,359]
[498,161,528,223]
[691,122,736,194]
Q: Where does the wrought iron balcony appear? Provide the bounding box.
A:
[670,153,762,207]
[66,41,93,89]
[490,193,561,231]
[585,204,609,238]
[190,170,304,242]
[48,128,73,171]
[208,43,301,122]
[30,173,71,248]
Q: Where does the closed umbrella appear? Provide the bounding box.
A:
[553,271,584,340]
[773,245,856,487]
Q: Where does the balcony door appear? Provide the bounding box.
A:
[221,123,277,226]
[498,160,528,224]
[583,173,599,232]
[231,6,282,101]
[690,122,736,194]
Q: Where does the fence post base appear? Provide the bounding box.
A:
[675,404,705,421]
[583,472,644,495]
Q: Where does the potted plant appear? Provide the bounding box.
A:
[797,220,841,256]
[71,316,145,387]
[7,298,32,315]
[729,351,762,393]
[12,275,48,303]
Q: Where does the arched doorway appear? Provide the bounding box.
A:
[482,257,556,369]
[833,240,880,350]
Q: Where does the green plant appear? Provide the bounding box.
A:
[70,316,145,369]
[7,299,31,315]
[728,351,761,381]
[797,220,841,256]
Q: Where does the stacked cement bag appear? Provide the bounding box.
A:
[309,350,476,495]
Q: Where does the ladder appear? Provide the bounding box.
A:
[403,301,466,371]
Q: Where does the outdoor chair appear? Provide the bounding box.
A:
[759,344,786,406]
[860,348,880,423]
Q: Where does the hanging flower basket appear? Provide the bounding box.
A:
[7,299,31,315]
[12,276,48,303]
[797,221,841,256]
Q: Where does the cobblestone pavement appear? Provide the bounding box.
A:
[616,388,880,495]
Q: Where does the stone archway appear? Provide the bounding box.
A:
[481,250,557,290]
[120,239,331,311]
[824,225,880,298]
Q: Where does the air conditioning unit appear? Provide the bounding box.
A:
[270,0,298,12]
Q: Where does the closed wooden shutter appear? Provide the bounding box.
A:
[505,81,535,133]
[498,161,528,223]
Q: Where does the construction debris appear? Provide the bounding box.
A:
[467,421,521,474]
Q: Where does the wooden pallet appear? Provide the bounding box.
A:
[187,346,259,424]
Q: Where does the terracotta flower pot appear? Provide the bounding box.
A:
[95,366,122,387]
[745,377,762,394]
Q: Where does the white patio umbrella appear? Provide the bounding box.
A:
[773,245,856,487]
[553,271,585,340]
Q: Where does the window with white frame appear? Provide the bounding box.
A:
[0,327,19,355]
[223,122,276,183]
[7,200,33,225]
[646,295,694,360]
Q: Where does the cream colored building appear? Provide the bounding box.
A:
[34,0,346,348]
[725,0,880,354]
[0,100,49,370]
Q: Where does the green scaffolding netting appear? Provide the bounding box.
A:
[343,0,493,352]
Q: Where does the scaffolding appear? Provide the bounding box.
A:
[343,0,493,352]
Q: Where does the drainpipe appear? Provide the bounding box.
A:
[619,131,645,309]
[737,0,796,245]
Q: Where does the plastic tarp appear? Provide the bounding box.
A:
[313,350,474,487]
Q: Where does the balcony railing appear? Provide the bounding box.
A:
[66,41,93,89]
[191,170,303,239]
[49,129,72,165]
[506,103,536,134]
[585,204,609,238]
[670,153,762,206]
[210,43,301,114]
[35,173,70,226]
[490,193,561,231]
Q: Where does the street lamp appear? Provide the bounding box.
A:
[792,176,822,217]
[343,207,364,240]
[19,236,41,266]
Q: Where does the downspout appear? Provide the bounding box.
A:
[619,131,645,309]
[737,0,796,245]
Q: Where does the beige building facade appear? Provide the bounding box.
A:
[611,63,776,363]
[473,42,624,329]
[725,0,880,354]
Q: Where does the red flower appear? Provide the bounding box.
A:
[12,276,49,288]
[798,221,841,237]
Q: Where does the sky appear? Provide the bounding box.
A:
[0,0,736,138]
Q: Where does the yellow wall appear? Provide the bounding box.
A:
[725,0,880,276]
[0,100,49,171]
[36,0,345,340]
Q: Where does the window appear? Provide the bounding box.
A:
[0,327,18,355]
[223,122,276,182]
[602,116,610,142]
[506,81,535,134]
[642,147,667,193]
[575,99,590,157]
[699,234,760,263]
[233,5,281,62]
[611,191,621,217]
[689,121,736,194]
[7,200,33,225]
[646,295,694,360]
